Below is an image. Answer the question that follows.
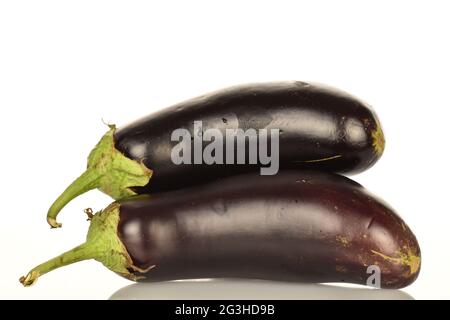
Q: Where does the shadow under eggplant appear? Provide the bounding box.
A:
[109,279,414,300]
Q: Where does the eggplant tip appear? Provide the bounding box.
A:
[371,123,385,157]
[371,249,421,277]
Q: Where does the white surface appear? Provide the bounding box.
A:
[110,280,414,300]
[1,0,449,300]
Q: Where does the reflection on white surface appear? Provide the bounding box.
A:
[110,279,413,300]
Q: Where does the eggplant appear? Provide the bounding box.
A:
[47,81,385,228]
[25,171,419,289]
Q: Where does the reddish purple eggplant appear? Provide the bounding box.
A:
[25,171,419,289]
[47,81,385,228]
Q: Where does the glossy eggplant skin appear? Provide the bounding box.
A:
[117,171,420,289]
[114,82,384,193]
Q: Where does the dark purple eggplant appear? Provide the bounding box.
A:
[47,81,385,228]
[26,171,419,289]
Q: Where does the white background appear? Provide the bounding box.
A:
[1,0,449,300]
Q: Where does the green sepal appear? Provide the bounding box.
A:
[21,203,140,287]
[47,125,152,228]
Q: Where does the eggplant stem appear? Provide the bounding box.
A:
[23,204,139,287]
[47,170,101,228]
[19,243,96,287]
[46,126,152,228]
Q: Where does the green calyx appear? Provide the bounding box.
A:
[21,203,140,287]
[47,125,153,228]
